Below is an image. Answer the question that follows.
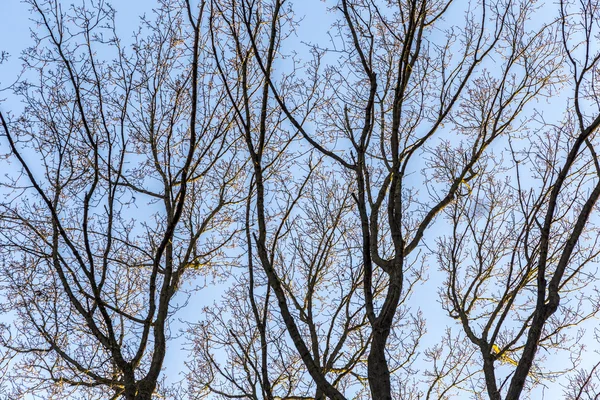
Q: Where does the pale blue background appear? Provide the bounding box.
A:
[1,1,599,399]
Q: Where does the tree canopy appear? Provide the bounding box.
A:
[1,0,600,399]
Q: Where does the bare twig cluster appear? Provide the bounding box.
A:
[1,0,600,399]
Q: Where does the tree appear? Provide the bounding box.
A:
[217,0,566,398]
[0,1,242,398]
[437,1,600,398]
[3,0,600,399]
[198,3,383,397]
[187,171,377,399]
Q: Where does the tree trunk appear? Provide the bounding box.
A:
[368,327,392,400]
[482,357,501,400]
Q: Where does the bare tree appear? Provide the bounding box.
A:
[3,0,600,399]
[0,1,242,398]
[215,0,562,398]
[187,170,377,399]
[197,2,389,397]
[437,1,600,399]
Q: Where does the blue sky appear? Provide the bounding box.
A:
[2,0,600,399]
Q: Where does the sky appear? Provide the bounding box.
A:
[1,0,600,399]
